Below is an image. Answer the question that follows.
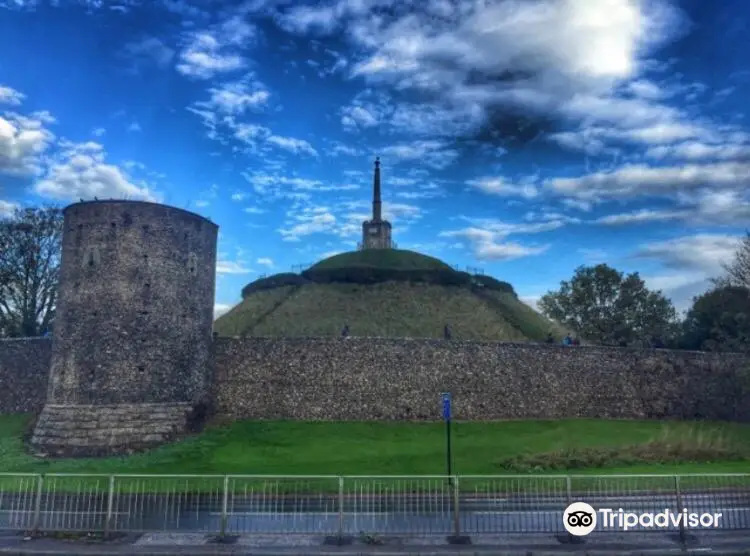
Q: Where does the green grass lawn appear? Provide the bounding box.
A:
[2,415,750,476]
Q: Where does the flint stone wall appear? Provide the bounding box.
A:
[0,338,51,414]
[212,337,750,422]
[47,201,218,406]
[1,336,749,423]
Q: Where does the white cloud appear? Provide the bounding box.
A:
[278,197,423,243]
[0,85,24,106]
[266,135,318,156]
[340,89,393,130]
[351,0,681,134]
[267,0,687,145]
[177,16,255,79]
[244,206,266,214]
[216,260,252,274]
[632,234,745,312]
[520,295,541,311]
[466,176,538,199]
[547,161,750,201]
[178,39,244,79]
[187,108,318,158]
[646,140,750,161]
[127,122,142,132]
[200,79,270,115]
[124,37,175,68]
[257,257,274,267]
[633,234,741,272]
[561,198,594,212]
[473,241,549,261]
[594,189,750,227]
[214,303,232,318]
[342,105,379,129]
[326,142,362,157]
[0,199,18,218]
[439,215,564,261]
[92,127,106,137]
[595,208,686,226]
[381,140,458,169]
[279,210,337,241]
[243,172,356,195]
[625,79,666,100]
[33,141,158,202]
[0,110,55,176]
[549,118,718,154]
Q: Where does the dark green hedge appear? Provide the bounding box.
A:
[302,267,469,286]
[241,273,309,298]
[241,268,516,297]
[470,274,516,295]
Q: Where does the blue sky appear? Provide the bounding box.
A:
[1,0,749,317]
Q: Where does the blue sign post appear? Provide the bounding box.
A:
[442,392,451,420]
[441,393,453,481]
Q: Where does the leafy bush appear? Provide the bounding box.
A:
[302,266,510,289]
[496,426,747,472]
[241,273,308,298]
[241,264,517,297]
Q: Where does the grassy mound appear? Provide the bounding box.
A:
[2,415,749,475]
[216,282,563,339]
[220,248,563,340]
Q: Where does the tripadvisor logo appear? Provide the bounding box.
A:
[564,502,597,536]
[563,502,723,536]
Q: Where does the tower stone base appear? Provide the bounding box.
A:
[30,403,195,458]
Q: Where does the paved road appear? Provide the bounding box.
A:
[1,492,748,535]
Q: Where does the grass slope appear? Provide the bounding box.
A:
[310,249,453,271]
[215,286,299,337]
[2,416,749,475]
[215,282,560,339]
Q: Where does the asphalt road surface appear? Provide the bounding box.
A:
[1,492,748,535]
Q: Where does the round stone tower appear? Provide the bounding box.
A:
[31,200,218,457]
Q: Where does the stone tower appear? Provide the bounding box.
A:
[31,200,218,457]
[361,157,393,249]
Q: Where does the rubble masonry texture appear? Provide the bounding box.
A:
[2,336,748,423]
[27,200,218,456]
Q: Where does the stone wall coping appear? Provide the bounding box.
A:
[215,335,748,358]
[3,333,747,359]
[63,199,218,228]
[44,403,191,409]
[0,337,51,344]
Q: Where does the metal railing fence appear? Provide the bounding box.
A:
[0,473,748,538]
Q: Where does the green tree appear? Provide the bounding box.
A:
[0,206,63,338]
[538,264,678,346]
[680,285,750,352]
[713,231,750,290]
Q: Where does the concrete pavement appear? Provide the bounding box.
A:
[1,530,750,556]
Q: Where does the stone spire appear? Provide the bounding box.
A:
[372,157,382,222]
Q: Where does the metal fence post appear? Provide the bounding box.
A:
[104,475,115,538]
[674,475,686,545]
[337,476,345,540]
[452,475,461,538]
[219,475,229,539]
[565,475,576,543]
[31,474,44,534]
